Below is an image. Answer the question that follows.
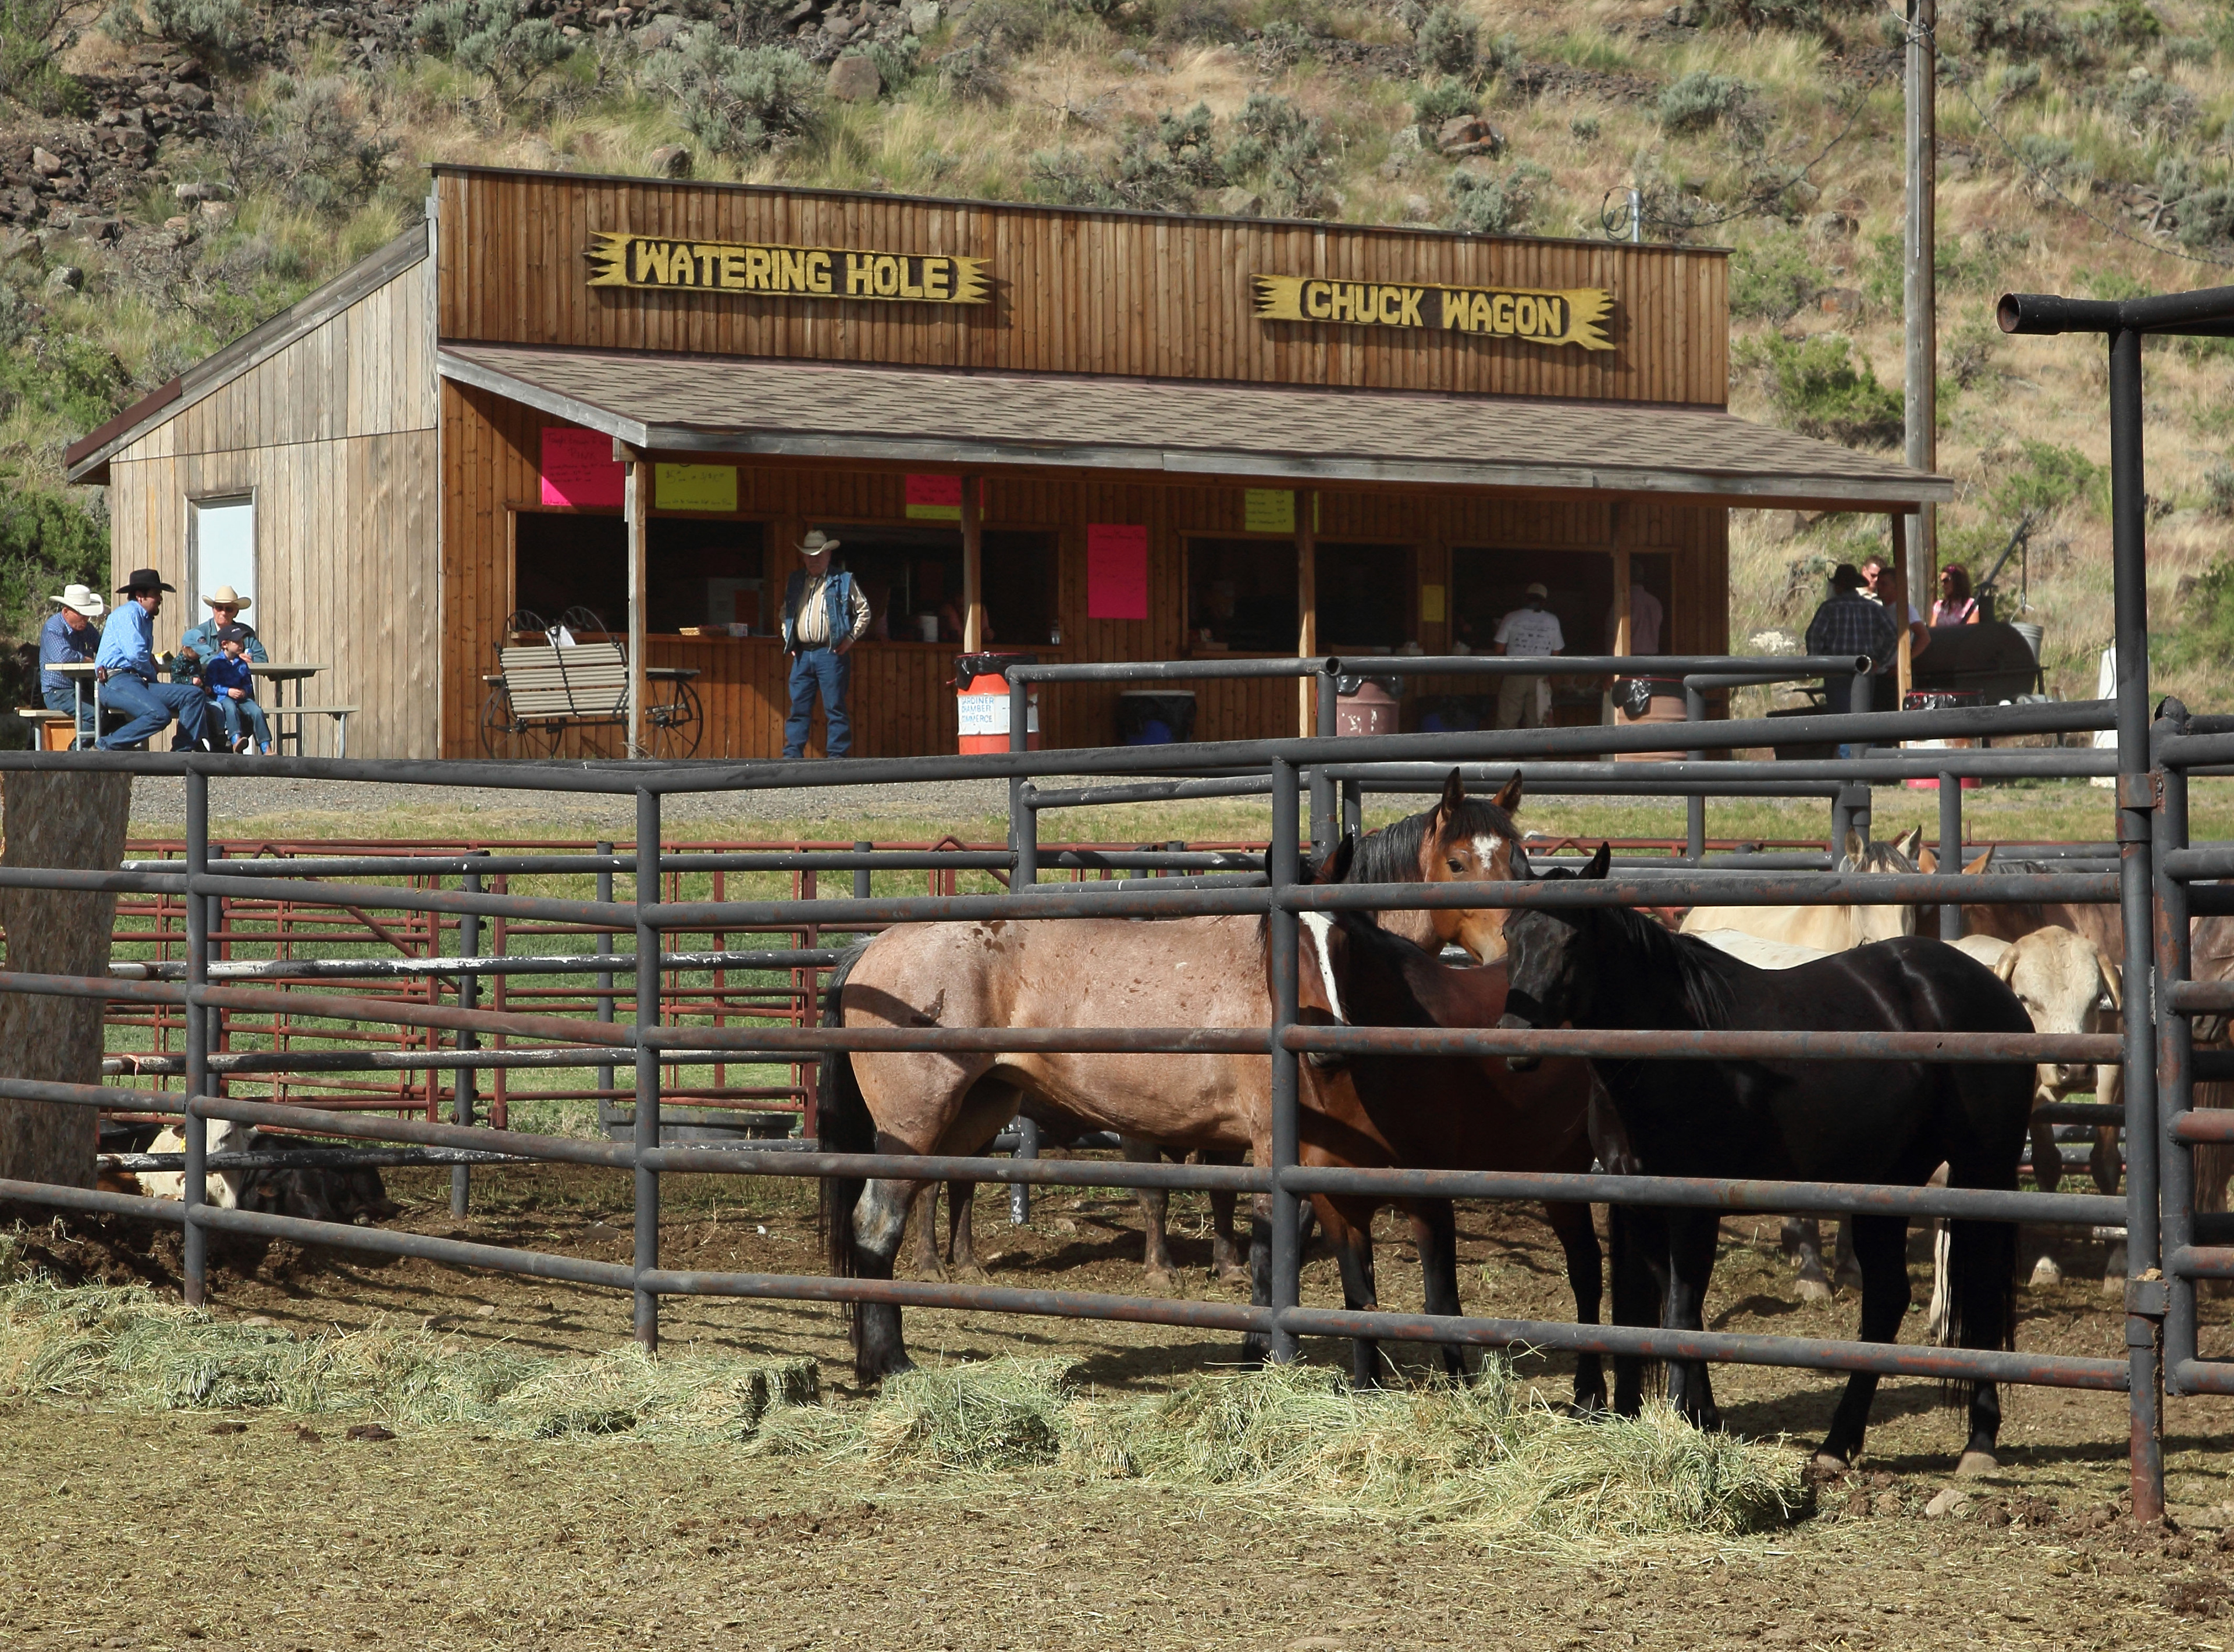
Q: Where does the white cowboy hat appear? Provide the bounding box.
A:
[52,583,105,617]
[202,583,252,610]
[795,530,842,557]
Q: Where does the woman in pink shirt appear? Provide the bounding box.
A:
[1931,563,1980,626]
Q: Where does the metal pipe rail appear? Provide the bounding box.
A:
[108,949,845,981]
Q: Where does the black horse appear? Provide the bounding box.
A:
[1497,843,2033,1474]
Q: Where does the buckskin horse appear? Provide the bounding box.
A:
[1498,845,2033,1473]
[1285,840,1609,1403]
[819,773,1531,1381]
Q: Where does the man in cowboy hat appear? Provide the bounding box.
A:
[40,583,105,747]
[780,529,871,760]
[93,568,212,750]
[172,583,267,686]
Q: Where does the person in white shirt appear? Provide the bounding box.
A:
[1492,581,1565,728]
[1862,554,1931,664]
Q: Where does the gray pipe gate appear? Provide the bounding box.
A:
[0,278,2226,1523]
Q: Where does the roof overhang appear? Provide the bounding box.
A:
[438,344,1952,513]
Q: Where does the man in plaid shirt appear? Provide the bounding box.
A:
[1806,562,1898,754]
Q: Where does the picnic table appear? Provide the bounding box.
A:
[39,661,358,756]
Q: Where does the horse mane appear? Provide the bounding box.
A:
[1350,793,1520,886]
[1840,837,1919,876]
[1598,903,1737,1030]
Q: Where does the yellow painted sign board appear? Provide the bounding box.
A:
[1253,275,1613,350]
[657,463,737,512]
[1244,489,1295,535]
[589,230,991,305]
[1420,583,1447,624]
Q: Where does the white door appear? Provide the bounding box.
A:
[193,496,255,610]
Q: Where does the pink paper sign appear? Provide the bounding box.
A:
[905,473,965,520]
[1086,523,1148,620]
[540,427,624,508]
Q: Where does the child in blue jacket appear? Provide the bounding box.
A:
[201,625,273,753]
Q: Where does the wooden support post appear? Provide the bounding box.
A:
[961,474,984,654]
[1905,0,1938,600]
[1296,490,1317,737]
[622,444,648,759]
[1890,512,1913,706]
[1612,547,1633,657]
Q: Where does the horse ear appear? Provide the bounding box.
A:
[1436,768,1465,824]
[1963,845,1994,875]
[1584,841,1612,880]
[1492,771,1523,814]
[2097,950,2123,1010]
[1843,828,1866,864]
[1994,946,2020,984]
[1316,834,1356,886]
[1894,826,1922,860]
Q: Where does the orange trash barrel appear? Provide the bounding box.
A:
[1334,677,1400,738]
[955,652,1040,754]
[1612,675,1687,763]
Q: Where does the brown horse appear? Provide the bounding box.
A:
[1287,843,1607,1402]
[820,772,1532,1380]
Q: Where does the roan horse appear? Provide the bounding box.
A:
[1499,845,2032,1473]
[819,775,1533,1380]
[1285,842,1608,1402]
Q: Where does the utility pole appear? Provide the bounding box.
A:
[1904,0,1937,643]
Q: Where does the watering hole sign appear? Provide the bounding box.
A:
[588,232,991,304]
[1252,275,1614,348]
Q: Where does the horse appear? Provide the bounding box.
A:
[819,774,1532,1381]
[1499,844,2033,1473]
[1684,827,1924,1301]
[1285,843,1608,1402]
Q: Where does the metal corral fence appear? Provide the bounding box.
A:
[0,277,2224,1524]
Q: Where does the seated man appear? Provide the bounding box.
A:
[95,568,211,751]
[39,583,104,747]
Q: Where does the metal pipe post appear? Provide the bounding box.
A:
[451,852,485,1217]
[595,842,616,1133]
[853,841,872,901]
[2110,323,2166,1522]
[1340,777,1363,843]
[1938,771,1963,939]
[1268,756,1303,1362]
[2156,706,2196,1384]
[1008,1115,1040,1224]
[1311,665,1338,857]
[1682,681,1707,863]
[1014,786,1038,886]
[182,766,209,1306]
[633,789,662,1351]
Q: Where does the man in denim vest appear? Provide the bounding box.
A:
[781,530,871,759]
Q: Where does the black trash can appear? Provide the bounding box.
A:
[1116,689,1197,745]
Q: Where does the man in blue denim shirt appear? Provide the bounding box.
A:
[94,569,212,750]
[38,583,104,746]
[780,531,871,759]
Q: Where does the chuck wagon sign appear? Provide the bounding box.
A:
[65,166,1948,760]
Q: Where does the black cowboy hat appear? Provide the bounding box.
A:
[116,568,176,594]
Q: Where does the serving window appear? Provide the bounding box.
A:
[1187,537,1415,654]
[513,512,769,635]
[808,522,1058,646]
[1448,547,1614,661]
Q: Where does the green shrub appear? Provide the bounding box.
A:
[1410,76,1477,132]
[1731,232,1819,321]
[1414,4,1477,79]
[2160,555,2234,677]
[1737,331,1903,447]
[642,33,821,154]
[1659,71,1750,134]
[211,76,394,216]
[1987,439,2105,522]
[1701,0,1874,29]
[1447,161,1549,236]
[1958,2,2082,65]
[1229,91,1332,218]
[0,1,88,116]
[2155,158,2234,251]
[410,0,574,104]
[2204,462,2234,520]
[2076,0,2160,49]
[1108,102,1225,211]
[112,0,250,55]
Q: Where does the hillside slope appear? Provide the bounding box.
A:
[2,0,2228,719]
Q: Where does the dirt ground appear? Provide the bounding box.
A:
[8,1166,2234,1650]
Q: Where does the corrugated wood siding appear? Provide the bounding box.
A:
[435,172,1727,407]
[442,387,1725,759]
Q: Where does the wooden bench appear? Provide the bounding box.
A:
[264,704,359,758]
[17,707,80,751]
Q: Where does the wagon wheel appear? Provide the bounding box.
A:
[479,684,561,760]
[645,678,705,760]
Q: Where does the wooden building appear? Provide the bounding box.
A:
[67,166,1948,760]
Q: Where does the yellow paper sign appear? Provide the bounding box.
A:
[1420,583,1447,624]
[657,463,738,512]
[1253,275,1614,350]
[589,231,991,305]
[1244,489,1296,535]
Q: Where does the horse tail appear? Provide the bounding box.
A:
[1936,1214,2018,1403]
[816,935,879,1286]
